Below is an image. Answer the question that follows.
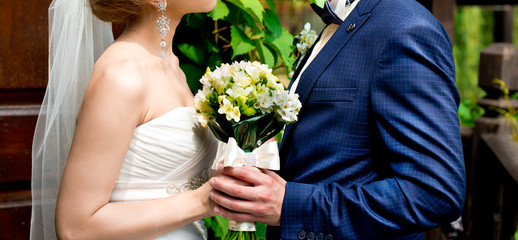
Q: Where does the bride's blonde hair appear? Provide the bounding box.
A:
[89,0,145,23]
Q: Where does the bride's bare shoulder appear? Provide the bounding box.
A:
[79,43,153,120]
[87,43,152,98]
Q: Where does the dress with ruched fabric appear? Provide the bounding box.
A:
[109,107,218,240]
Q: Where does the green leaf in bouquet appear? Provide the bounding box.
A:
[208,118,233,144]
[256,116,283,146]
[234,120,258,152]
[275,130,284,143]
[231,26,255,58]
[241,105,257,117]
[208,0,230,21]
[231,113,284,151]
[235,95,247,106]
[178,44,205,65]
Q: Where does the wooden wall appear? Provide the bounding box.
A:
[0,0,52,238]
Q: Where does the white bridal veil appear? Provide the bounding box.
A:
[31,0,113,239]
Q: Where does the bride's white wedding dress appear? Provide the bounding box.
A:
[109,107,218,239]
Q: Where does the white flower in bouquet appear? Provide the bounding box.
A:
[194,60,301,128]
[278,94,302,122]
[200,75,212,88]
[194,86,214,127]
[254,92,274,114]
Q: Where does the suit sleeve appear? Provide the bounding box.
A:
[280,20,465,239]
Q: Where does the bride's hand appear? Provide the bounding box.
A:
[196,182,216,218]
[198,174,252,218]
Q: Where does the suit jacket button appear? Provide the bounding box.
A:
[347,23,356,33]
[325,234,334,240]
[307,232,316,240]
[298,231,307,239]
[316,233,325,240]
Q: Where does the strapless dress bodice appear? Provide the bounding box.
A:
[109,107,218,239]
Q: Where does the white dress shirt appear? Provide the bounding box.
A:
[290,0,361,94]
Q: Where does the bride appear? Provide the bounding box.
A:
[31,0,219,239]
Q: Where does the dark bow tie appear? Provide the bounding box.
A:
[311,0,355,25]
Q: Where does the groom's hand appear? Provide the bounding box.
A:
[209,165,286,226]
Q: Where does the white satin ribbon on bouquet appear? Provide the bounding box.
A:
[212,137,280,171]
[212,137,280,232]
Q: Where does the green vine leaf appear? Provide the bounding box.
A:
[263,9,282,37]
[180,64,204,92]
[227,0,264,23]
[178,44,205,64]
[184,13,205,28]
[231,26,255,58]
[256,41,276,68]
[208,53,223,68]
[175,0,293,96]
[266,28,294,71]
[205,39,220,54]
[309,0,326,8]
[208,0,230,20]
[265,0,276,12]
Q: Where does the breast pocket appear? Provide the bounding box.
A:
[307,87,357,103]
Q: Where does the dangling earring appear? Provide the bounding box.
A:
[156,2,170,60]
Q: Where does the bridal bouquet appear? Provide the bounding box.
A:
[194,61,301,240]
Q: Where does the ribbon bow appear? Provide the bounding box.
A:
[212,137,280,170]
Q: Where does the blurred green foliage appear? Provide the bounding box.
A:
[454,6,493,102]
[454,6,493,127]
[455,7,518,127]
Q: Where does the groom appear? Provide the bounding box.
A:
[209,0,465,239]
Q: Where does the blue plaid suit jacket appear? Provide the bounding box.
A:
[273,0,466,239]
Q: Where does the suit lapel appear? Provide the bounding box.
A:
[281,0,382,147]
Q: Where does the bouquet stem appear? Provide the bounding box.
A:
[224,230,257,240]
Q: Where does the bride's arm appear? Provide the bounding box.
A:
[55,64,214,240]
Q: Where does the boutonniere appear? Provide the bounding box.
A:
[289,22,318,79]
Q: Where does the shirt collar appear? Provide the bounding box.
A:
[328,0,359,21]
